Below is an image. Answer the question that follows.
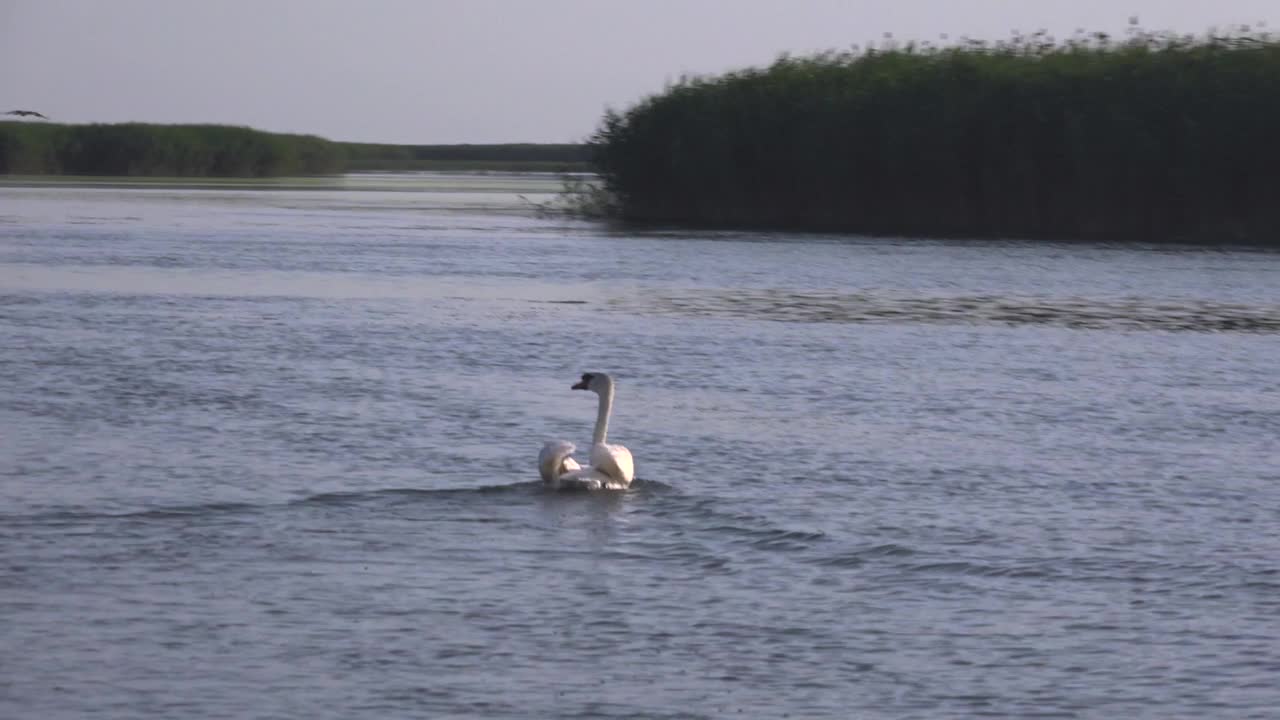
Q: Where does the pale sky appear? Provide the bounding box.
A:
[3,0,1277,144]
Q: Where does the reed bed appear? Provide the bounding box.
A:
[589,26,1280,243]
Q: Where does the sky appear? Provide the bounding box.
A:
[3,0,1278,144]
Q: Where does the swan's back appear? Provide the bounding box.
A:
[590,442,635,488]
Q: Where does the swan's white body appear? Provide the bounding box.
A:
[539,372,635,490]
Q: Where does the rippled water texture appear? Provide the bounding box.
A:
[2,173,1279,718]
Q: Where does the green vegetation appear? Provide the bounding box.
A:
[0,122,345,176]
[590,26,1280,243]
[0,122,590,175]
[341,142,589,172]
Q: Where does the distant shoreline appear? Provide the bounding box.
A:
[340,140,589,173]
[0,121,589,176]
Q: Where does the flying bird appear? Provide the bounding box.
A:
[5,110,49,119]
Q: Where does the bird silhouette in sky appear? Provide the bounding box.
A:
[5,110,49,119]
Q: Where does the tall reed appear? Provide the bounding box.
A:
[590,27,1280,243]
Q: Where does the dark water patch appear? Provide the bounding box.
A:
[905,559,1058,579]
[631,289,1280,333]
[648,494,828,556]
[744,528,828,552]
[559,710,710,720]
[68,216,143,225]
[812,543,918,567]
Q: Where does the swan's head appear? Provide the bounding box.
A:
[571,372,613,393]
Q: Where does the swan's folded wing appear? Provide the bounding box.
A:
[589,442,635,487]
[538,440,579,484]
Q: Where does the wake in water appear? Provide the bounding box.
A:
[0,480,673,526]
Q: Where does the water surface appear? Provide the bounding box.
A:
[2,173,1278,718]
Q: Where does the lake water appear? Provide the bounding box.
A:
[2,173,1278,719]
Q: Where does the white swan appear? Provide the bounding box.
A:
[538,372,635,490]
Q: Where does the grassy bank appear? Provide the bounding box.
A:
[590,27,1280,243]
[0,122,589,175]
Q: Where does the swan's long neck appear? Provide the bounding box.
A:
[592,381,614,445]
